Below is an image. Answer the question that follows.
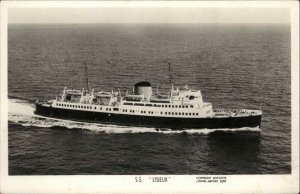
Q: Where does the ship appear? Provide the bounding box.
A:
[34,64,262,130]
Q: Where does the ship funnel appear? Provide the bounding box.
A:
[134,81,152,101]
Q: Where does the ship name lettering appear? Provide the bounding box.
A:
[151,176,169,182]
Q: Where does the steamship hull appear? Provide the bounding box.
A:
[35,103,261,130]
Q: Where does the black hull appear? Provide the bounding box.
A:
[35,104,261,130]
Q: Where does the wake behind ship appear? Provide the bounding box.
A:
[35,75,262,130]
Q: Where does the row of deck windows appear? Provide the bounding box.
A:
[140,111,198,116]
[57,103,194,109]
[162,112,198,116]
[56,103,198,116]
[123,102,194,108]
[161,105,194,108]
[57,103,96,109]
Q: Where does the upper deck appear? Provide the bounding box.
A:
[42,82,260,118]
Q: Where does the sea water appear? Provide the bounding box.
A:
[8,24,291,174]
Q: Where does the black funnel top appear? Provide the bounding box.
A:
[134,81,151,87]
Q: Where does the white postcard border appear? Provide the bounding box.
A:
[0,1,299,193]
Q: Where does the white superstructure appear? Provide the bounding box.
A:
[50,81,215,118]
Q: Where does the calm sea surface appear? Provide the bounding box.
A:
[8,24,291,174]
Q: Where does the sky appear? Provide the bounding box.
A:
[8,7,290,24]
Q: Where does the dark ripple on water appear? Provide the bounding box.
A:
[8,24,291,175]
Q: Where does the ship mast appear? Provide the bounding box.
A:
[84,63,91,93]
[168,62,174,100]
